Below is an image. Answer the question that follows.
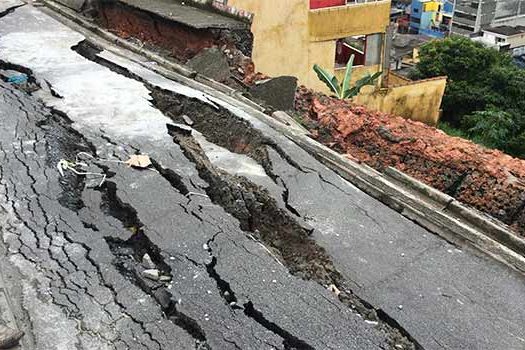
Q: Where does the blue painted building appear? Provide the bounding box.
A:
[409,0,453,38]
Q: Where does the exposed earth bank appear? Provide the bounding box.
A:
[295,87,525,238]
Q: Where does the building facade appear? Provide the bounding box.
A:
[474,25,525,54]
[222,0,390,92]
[409,0,454,37]
[451,0,525,36]
[206,0,447,124]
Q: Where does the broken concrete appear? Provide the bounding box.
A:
[94,0,251,61]
[250,76,298,111]
[54,0,86,12]
[187,47,231,82]
[2,5,525,350]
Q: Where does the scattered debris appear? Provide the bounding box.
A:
[328,284,341,296]
[125,154,152,168]
[159,275,172,282]
[142,269,160,281]
[141,253,156,269]
[56,159,107,187]
[249,76,298,111]
[187,47,231,82]
[0,325,24,349]
[181,114,194,126]
[6,72,27,84]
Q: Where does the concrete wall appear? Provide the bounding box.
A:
[227,0,444,124]
[308,1,390,41]
[228,0,387,92]
[227,0,313,83]
[354,76,447,125]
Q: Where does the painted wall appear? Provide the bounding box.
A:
[308,1,391,41]
[226,0,445,124]
[227,0,387,92]
[481,30,525,50]
[354,76,447,125]
[227,0,312,83]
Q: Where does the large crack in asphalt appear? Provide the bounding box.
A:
[36,102,211,348]
[99,181,211,350]
[69,39,421,349]
[0,3,25,18]
[71,40,305,215]
[0,79,202,349]
[170,129,420,350]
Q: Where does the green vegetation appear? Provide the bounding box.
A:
[313,54,382,100]
[412,36,525,158]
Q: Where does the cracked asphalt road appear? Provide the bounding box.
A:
[1,4,525,350]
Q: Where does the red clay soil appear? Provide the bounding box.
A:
[296,87,525,238]
[97,2,220,61]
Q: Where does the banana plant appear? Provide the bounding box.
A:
[313,54,382,100]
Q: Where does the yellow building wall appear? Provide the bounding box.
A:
[387,71,411,85]
[308,1,391,41]
[354,77,447,125]
[227,0,445,125]
[228,0,385,92]
[228,0,311,83]
[333,64,383,91]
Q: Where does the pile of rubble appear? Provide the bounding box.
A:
[295,87,525,237]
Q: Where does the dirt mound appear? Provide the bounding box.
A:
[296,87,525,237]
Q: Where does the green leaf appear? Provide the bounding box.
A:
[343,71,382,99]
[341,54,355,99]
[313,64,341,97]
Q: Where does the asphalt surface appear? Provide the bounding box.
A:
[0,4,525,350]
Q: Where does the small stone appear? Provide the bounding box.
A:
[229,301,237,307]
[142,269,160,281]
[237,67,244,74]
[154,289,172,309]
[400,253,405,257]
[223,291,230,298]
[160,275,172,282]
[328,284,341,296]
[181,115,194,126]
[397,305,403,310]
[202,243,210,251]
[142,253,156,269]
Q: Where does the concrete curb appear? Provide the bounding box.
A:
[384,167,525,257]
[41,0,525,274]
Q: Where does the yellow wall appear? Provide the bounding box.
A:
[387,71,411,85]
[334,65,382,84]
[309,1,391,41]
[423,1,440,12]
[227,0,445,125]
[354,77,447,125]
[228,0,310,82]
[228,0,386,93]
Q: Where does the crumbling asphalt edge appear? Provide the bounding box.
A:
[39,0,525,275]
